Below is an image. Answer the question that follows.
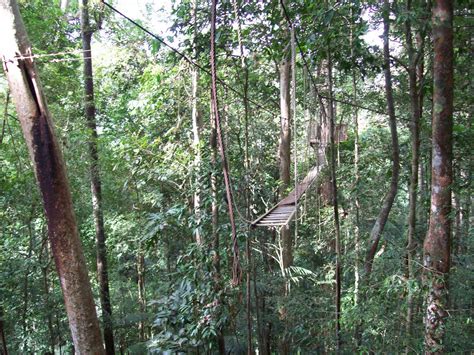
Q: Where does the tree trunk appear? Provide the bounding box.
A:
[191,0,203,246]
[0,306,7,355]
[350,6,362,347]
[279,58,292,269]
[278,2,292,354]
[210,101,226,355]
[42,259,55,353]
[22,212,36,352]
[404,1,421,348]
[231,0,253,349]
[210,0,240,288]
[231,0,253,350]
[252,254,263,354]
[364,0,400,276]
[0,1,104,353]
[423,0,453,352]
[80,1,115,353]
[60,0,69,12]
[327,42,341,353]
[137,249,146,341]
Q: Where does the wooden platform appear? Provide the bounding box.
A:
[251,164,323,228]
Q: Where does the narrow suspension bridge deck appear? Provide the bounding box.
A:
[251,164,323,228]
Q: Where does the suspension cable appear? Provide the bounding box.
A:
[101,0,277,119]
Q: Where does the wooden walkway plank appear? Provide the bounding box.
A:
[252,164,323,228]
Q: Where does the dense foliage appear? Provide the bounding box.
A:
[0,0,472,353]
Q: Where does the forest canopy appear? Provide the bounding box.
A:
[0,0,472,353]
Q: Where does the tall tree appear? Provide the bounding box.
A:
[81,1,115,353]
[210,0,240,290]
[279,15,292,272]
[364,0,400,276]
[0,0,104,352]
[191,0,203,246]
[327,40,342,352]
[423,0,453,352]
[230,0,252,351]
[349,5,361,348]
[403,0,426,346]
[209,102,226,354]
[278,2,292,354]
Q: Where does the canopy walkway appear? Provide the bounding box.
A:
[251,163,324,228]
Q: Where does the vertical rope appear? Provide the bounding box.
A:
[210,0,241,286]
[291,25,298,244]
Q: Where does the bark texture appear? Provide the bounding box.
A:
[278,2,292,354]
[364,0,400,276]
[327,45,341,352]
[81,1,115,353]
[0,1,104,353]
[279,37,292,271]
[423,0,453,352]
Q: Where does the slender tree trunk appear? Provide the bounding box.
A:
[278,3,292,354]
[42,263,55,353]
[452,184,461,269]
[231,0,253,350]
[60,0,69,12]
[22,214,35,352]
[279,58,292,269]
[0,306,7,355]
[350,7,362,348]
[210,101,226,355]
[210,0,240,288]
[137,249,146,341]
[352,83,360,307]
[0,1,104,352]
[404,1,423,348]
[191,0,203,246]
[460,159,472,257]
[327,43,342,353]
[423,0,453,352]
[364,0,400,276]
[81,2,115,353]
[1,91,10,146]
[278,2,292,270]
[38,229,55,353]
[252,256,263,354]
